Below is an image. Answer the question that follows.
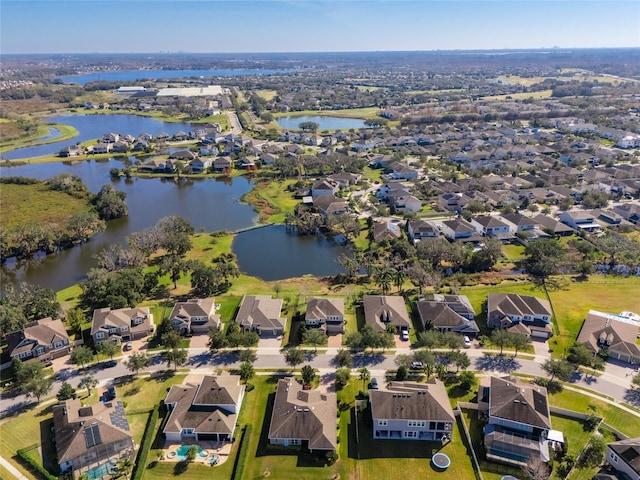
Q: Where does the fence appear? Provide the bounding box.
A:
[455,405,483,480]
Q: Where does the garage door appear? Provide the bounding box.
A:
[531,330,548,339]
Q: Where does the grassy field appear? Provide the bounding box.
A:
[241,178,299,223]
[482,90,553,101]
[0,123,78,153]
[0,182,92,231]
[273,107,381,120]
[255,89,278,101]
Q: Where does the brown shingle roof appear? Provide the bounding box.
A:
[488,376,551,429]
[363,295,410,331]
[370,379,454,422]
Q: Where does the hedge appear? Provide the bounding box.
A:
[16,444,57,480]
[230,424,252,480]
[132,404,160,480]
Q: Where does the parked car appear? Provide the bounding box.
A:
[105,386,116,400]
[124,341,133,351]
[103,359,117,368]
[401,330,410,341]
[370,378,379,389]
[410,361,424,370]
[463,336,472,348]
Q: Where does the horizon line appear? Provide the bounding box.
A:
[4,46,640,56]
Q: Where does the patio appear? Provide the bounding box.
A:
[161,440,232,466]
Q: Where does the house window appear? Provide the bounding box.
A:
[54,341,63,349]
[96,332,105,339]
[121,326,128,332]
[610,452,618,462]
[181,428,195,435]
[289,439,301,445]
[378,420,388,427]
[133,318,143,325]
[408,420,426,428]
[404,431,417,438]
[36,347,45,356]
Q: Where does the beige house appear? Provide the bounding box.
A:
[486,293,553,339]
[363,295,411,333]
[305,297,345,334]
[235,295,286,337]
[577,310,640,364]
[268,377,337,453]
[91,307,153,345]
[7,317,71,363]
[169,298,220,336]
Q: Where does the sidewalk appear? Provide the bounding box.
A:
[0,455,29,480]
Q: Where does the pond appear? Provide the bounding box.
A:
[1,114,195,160]
[276,115,367,131]
[58,69,288,85]
[232,225,348,281]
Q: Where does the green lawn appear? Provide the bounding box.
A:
[241,178,299,223]
[255,89,278,101]
[501,244,525,261]
[273,107,381,120]
[128,412,152,445]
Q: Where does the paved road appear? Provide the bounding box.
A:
[1,347,638,419]
[226,110,242,135]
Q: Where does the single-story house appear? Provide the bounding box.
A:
[577,310,640,364]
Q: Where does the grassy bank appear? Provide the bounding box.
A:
[0,123,78,153]
[241,178,298,223]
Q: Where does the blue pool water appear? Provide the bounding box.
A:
[175,444,207,461]
[85,460,116,479]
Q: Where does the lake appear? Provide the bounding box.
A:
[276,115,367,131]
[58,69,288,85]
[233,225,347,281]
[2,114,194,160]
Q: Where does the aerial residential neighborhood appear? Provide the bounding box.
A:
[2,5,640,480]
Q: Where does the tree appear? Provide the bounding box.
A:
[579,435,606,467]
[239,362,255,384]
[335,368,351,386]
[491,329,511,356]
[116,458,133,480]
[97,340,120,360]
[542,358,574,383]
[57,382,76,401]
[189,260,222,297]
[66,308,85,335]
[524,238,568,287]
[23,375,53,403]
[298,121,319,133]
[632,371,640,388]
[161,330,182,349]
[124,352,150,375]
[71,345,94,368]
[239,349,257,364]
[284,347,304,372]
[395,354,413,370]
[157,216,194,257]
[166,348,188,370]
[161,256,189,290]
[93,184,128,221]
[511,334,531,358]
[334,349,352,368]
[358,367,370,391]
[417,330,443,349]
[414,350,435,379]
[78,375,98,396]
[302,328,327,352]
[186,445,198,462]
[567,342,595,367]
[379,331,395,352]
[458,371,476,391]
[301,365,316,386]
[450,350,470,372]
[208,329,228,353]
[344,331,363,350]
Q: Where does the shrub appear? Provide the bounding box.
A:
[231,424,252,480]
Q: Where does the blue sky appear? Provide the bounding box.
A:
[2,1,639,54]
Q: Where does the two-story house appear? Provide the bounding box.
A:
[499,213,539,237]
[441,218,480,243]
[363,295,411,334]
[486,293,553,339]
[560,210,601,232]
[53,398,134,477]
[470,216,513,241]
[577,310,640,365]
[305,297,345,334]
[169,298,220,336]
[235,295,286,337]
[407,219,439,243]
[7,317,71,363]
[268,377,337,453]
[91,307,153,345]
[164,375,245,442]
[604,438,640,480]
[478,376,562,468]
[370,379,455,442]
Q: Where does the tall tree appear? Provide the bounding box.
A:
[542,358,574,383]
[301,365,316,386]
[284,347,304,372]
[511,334,531,358]
[358,367,371,391]
[524,238,568,288]
[303,328,327,352]
[239,362,255,384]
[491,329,511,356]
[97,340,120,360]
[334,349,353,368]
[124,352,150,375]
[71,345,94,368]
[78,375,98,396]
[66,308,85,335]
[165,348,188,370]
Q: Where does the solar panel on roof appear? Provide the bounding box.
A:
[84,423,102,448]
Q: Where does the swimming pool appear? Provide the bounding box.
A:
[85,460,117,480]
[174,444,208,461]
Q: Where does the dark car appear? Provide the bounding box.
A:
[370,378,379,389]
[105,386,116,400]
[103,359,117,368]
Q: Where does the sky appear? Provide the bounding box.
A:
[1,0,639,54]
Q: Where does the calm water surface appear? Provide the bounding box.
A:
[58,69,287,85]
[2,114,194,160]
[276,115,367,131]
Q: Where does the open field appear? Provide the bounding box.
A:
[241,178,298,223]
[255,89,278,101]
[0,123,78,153]
[482,90,553,100]
[273,107,381,120]
[0,182,91,231]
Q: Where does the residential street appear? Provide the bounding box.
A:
[2,346,639,418]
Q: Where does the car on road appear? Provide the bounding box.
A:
[370,378,379,389]
[410,361,424,369]
[401,330,409,341]
[103,359,117,368]
[463,336,472,348]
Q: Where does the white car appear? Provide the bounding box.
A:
[463,336,472,348]
[401,330,410,341]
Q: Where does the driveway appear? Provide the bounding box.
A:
[189,334,210,349]
[258,336,283,349]
[394,334,411,350]
[604,357,639,380]
[531,338,550,359]
[327,334,343,348]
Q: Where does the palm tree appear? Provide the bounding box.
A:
[394,267,406,294]
[358,367,370,392]
[117,458,133,480]
[375,267,393,295]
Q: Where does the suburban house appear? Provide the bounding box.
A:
[407,219,438,243]
[169,298,220,336]
[138,158,176,173]
[385,161,419,180]
[91,307,153,345]
[305,297,345,334]
[388,192,422,213]
[416,294,479,335]
[499,213,539,236]
[470,216,512,240]
[314,195,350,216]
[268,377,337,453]
[163,375,245,442]
[533,214,575,236]
[213,156,233,173]
[372,219,403,242]
[59,145,82,157]
[235,295,286,337]
[311,179,339,197]
[188,157,213,174]
[478,376,562,467]
[53,398,134,477]
[560,210,601,232]
[6,317,71,363]
[440,218,481,242]
[92,143,113,154]
[369,379,455,442]
[576,310,640,364]
[102,133,120,143]
[363,295,411,333]
[486,293,553,339]
[604,438,640,480]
